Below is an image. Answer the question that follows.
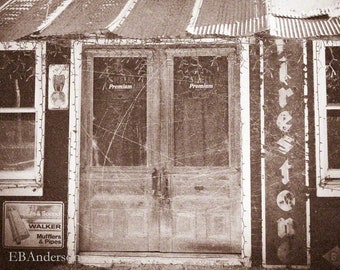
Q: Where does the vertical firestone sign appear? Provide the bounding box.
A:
[264,39,307,265]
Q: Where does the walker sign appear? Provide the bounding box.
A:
[3,202,64,248]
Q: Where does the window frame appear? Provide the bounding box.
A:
[314,40,340,197]
[0,41,46,196]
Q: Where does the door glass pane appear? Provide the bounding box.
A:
[93,57,147,166]
[327,110,340,169]
[0,51,35,108]
[174,56,229,166]
[0,113,35,172]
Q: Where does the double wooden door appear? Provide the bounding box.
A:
[79,47,241,253]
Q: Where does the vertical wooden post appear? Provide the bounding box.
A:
[68,40,83,264]
[240,38,251,266]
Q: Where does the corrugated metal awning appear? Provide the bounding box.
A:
[269,16,340,38]
[111,0,195,39]
[38,0,196,39]
[39,0,131,37]
[266,0,340,38]
[0,0,339,42]
[186,0,340,38]
[39,0,268,39]
[268,0,339,18]
[0,0,69,42]
[186,0,267,37]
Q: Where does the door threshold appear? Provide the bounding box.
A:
[77,252,249,268]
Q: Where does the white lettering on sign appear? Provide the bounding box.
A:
[280,159,292,185]
[277,217,295,238]
[109,84,133,90]
[276,111,292,132]
[277,135,294,154]
[274,41,299,264]
[276,39,285,54]
[279,57,291,85]
[277,190,295,212]
[279,87,294,108]
[189,83,213,89]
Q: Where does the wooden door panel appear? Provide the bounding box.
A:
[162,207,240,253]
[88,207,155,251]
[91,209,114,239]
[170,170,236,196]
[173,212,196,238]
[89,208,150,250]
[160,170,241,253]
[80,168,159,251]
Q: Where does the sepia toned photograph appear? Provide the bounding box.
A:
[0,0,339,269]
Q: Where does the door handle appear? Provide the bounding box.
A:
[161,167,169,199]
[152,167,170,202]
[152,168,160,197]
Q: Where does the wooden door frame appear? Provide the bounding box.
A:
[67,38,251,267]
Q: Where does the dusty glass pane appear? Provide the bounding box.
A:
[327,110,340,169]
[0,114,35,171]
[174,56,229,166]
[326,46,340,104]
[0,51,35,108]
[93,57,147,166]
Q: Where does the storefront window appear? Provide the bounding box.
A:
[0,51,35,176]
[314,40,340,197]
[326,46,340,169]
[0,114,35,173]
[0,43,45,196]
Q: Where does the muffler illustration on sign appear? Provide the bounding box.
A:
[7,207,30,244]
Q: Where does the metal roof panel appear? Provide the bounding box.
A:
[187,0,268,37]
[1,0,340,41]
[112,0,196,39]
[39,0,130,37]
[270,16,340,38]
[268,0,339,18]
[0,0,65,41]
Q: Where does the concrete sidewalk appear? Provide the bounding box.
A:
[51,264,263,270]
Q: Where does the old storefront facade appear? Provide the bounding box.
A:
[0,0,339,269]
